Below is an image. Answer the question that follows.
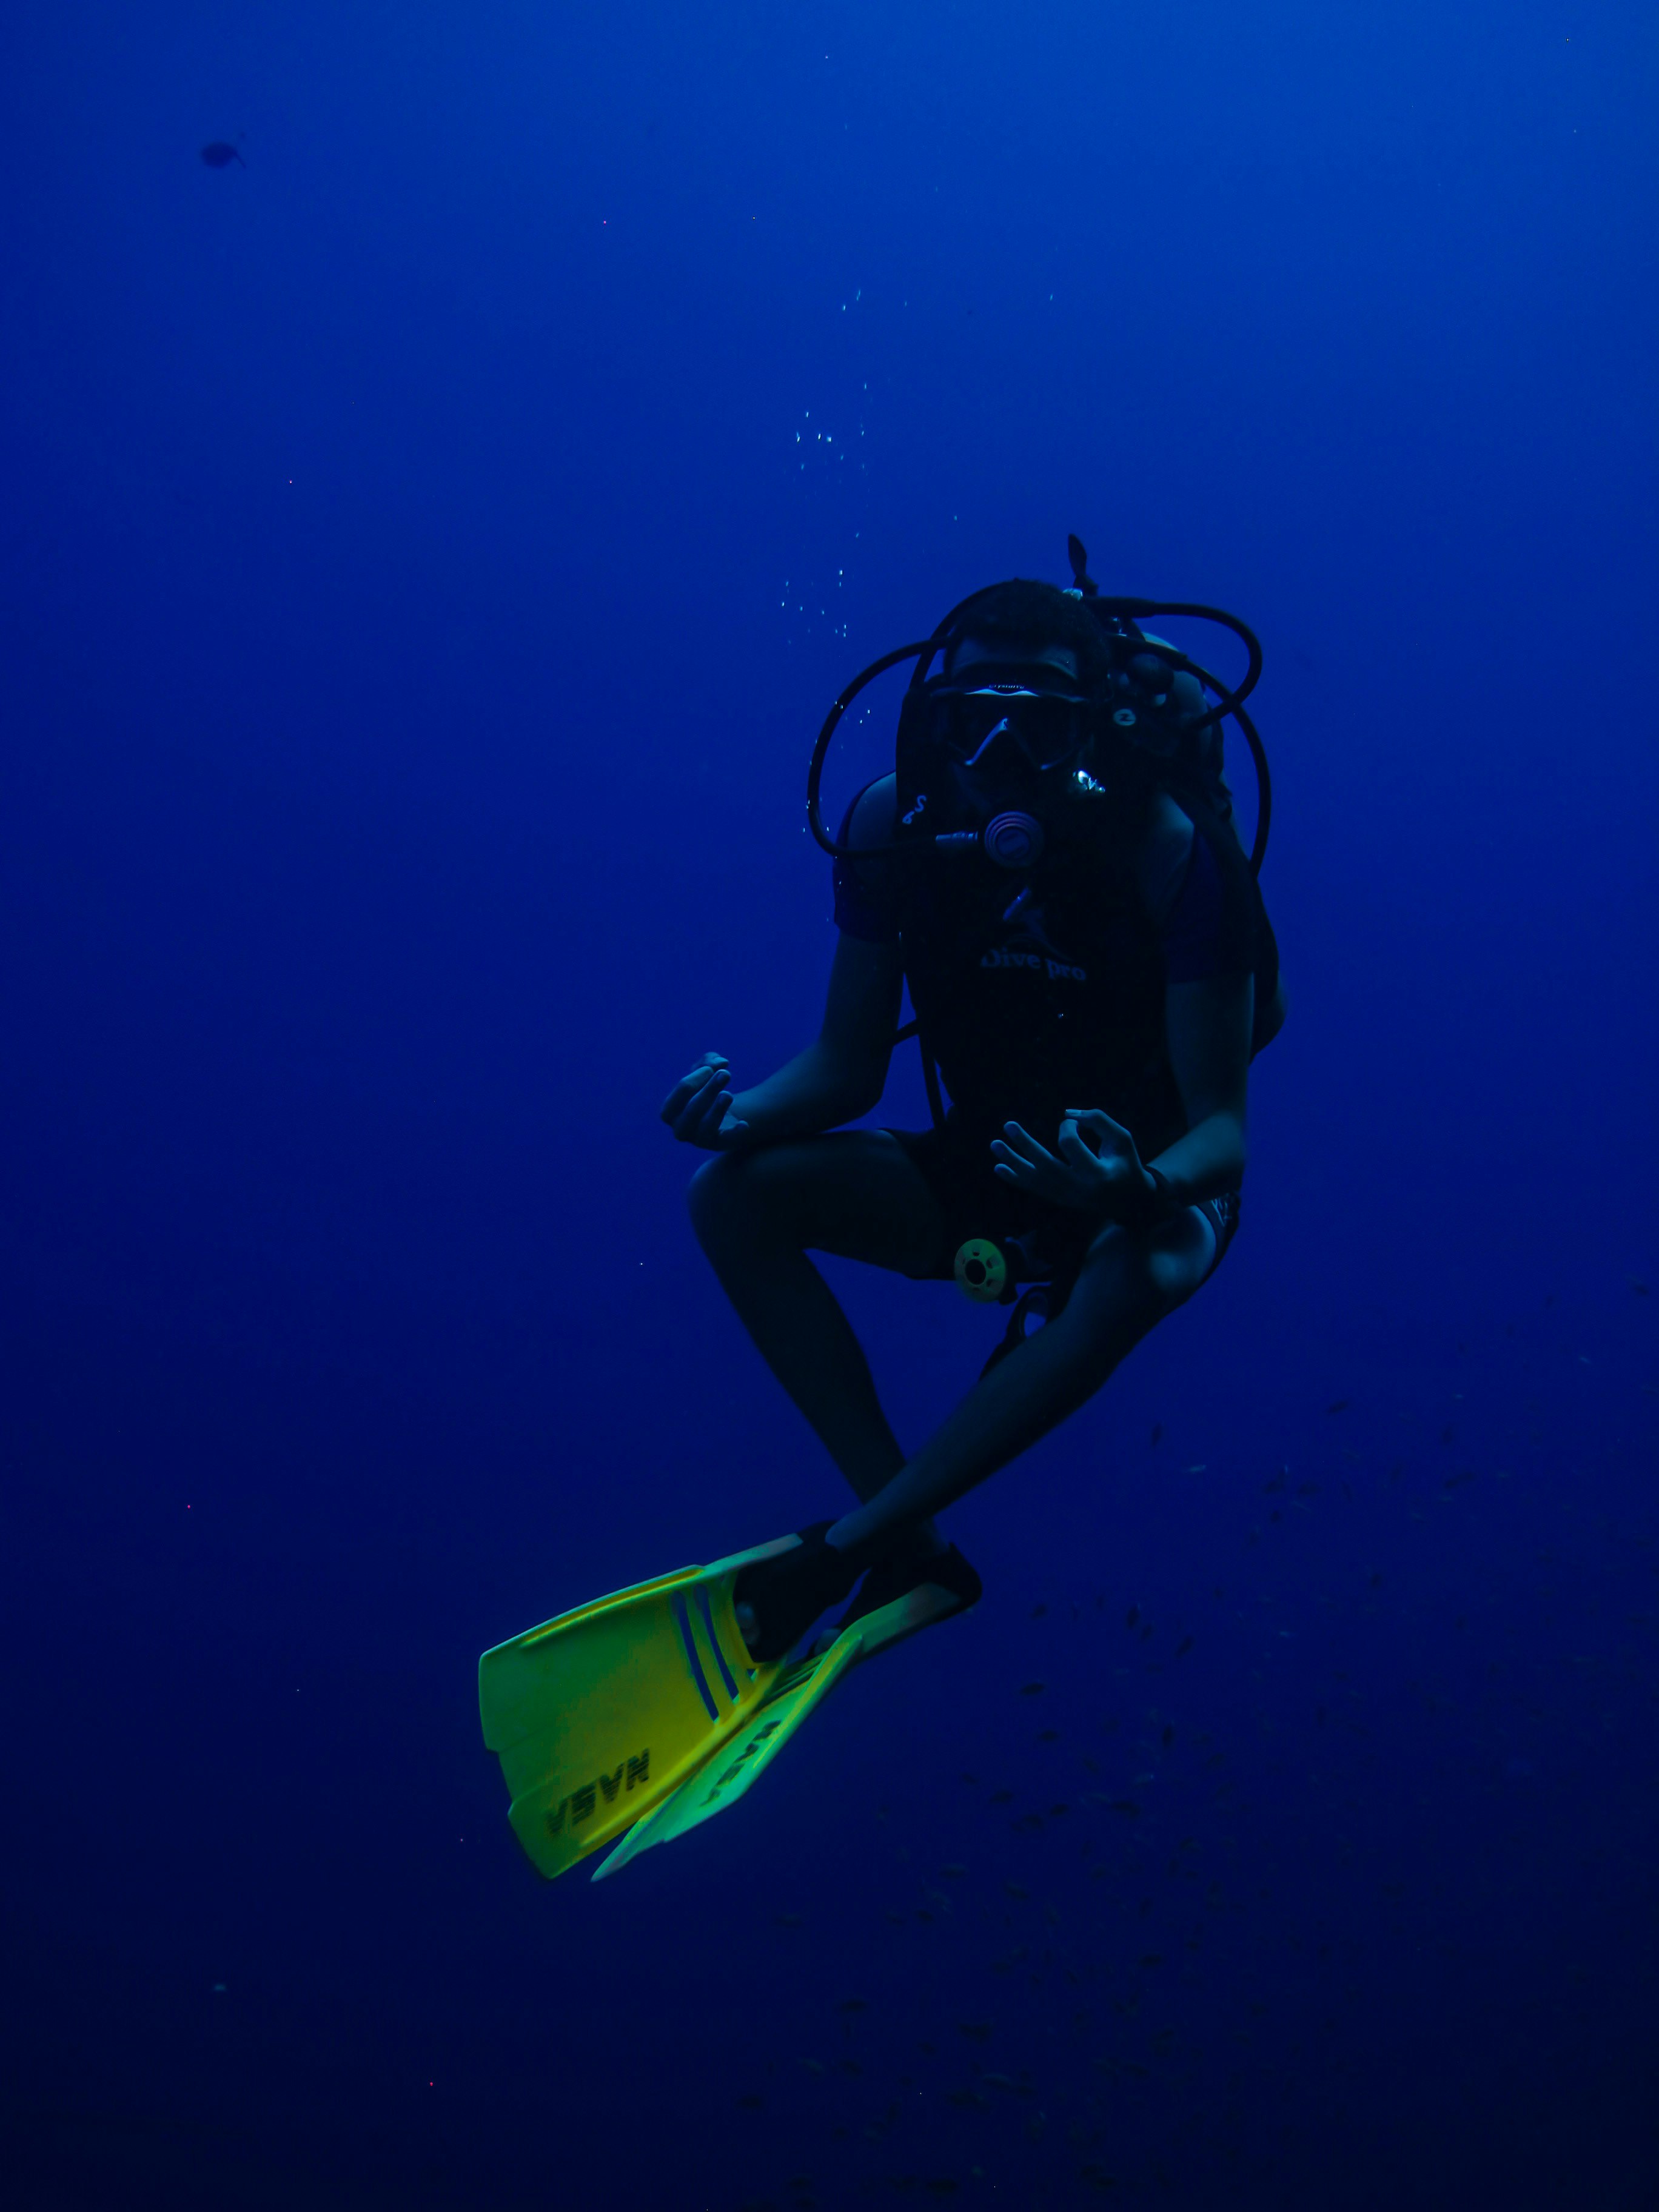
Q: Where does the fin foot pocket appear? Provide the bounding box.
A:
[732,1520,863,1661]
[837,1543,982,1633]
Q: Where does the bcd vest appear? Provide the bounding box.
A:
[887,771,1275,1156]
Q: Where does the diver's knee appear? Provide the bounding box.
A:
[686,1147,780,1252]
[1150,1212,1212,1309]
[1144,1243,1201,1310]
[686,1151,736,1242]
[1057,1231,1197,1361]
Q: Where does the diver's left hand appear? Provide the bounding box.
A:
[990,1109,1156,1218]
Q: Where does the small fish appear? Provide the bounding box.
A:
[988,1788,1013,1805]
[737,2091,765,2109]
[1161,1725,1175,1748]
[940,1863,967,1879]
[799,2056,826,2073]
[1108,1799,1141,1817]
[199,140,245,167]
[1150,1423,1164,1446]
[958,2021,993,2041]
[1125,1606,1139,1628]
[1020,1681,1045,1696]
[838,1997,868,2013]
[775,1911,803,1926]
[1030,1603,1048,1618]
[1175,1635,1194,1657]
[1005,1880,1030,1899]
[1326,1399,1349,1414]
[1037,1728,1060,1743]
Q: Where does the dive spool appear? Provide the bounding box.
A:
[954,1238,1010,1304]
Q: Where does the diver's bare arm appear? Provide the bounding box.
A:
[1146,971,1253,1201]
[728,934,903,1141]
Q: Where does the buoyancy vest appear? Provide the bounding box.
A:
[886,765,1275,1155]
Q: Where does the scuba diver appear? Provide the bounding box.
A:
[660,538,1284,1667]
[475,536,1283,1886]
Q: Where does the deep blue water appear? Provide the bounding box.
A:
[3,4,1657,2206]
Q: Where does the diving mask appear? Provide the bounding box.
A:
[922,683,1096,772]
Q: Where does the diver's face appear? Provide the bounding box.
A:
[936,634,1090,778]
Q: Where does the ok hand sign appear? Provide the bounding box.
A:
[990,1108,1156,1219]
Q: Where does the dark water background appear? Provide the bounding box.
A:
[3,4,1657,2206]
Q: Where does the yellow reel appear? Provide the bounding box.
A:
[953,1238,1008,1303]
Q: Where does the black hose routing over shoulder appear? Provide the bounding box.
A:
[806,535,1273,875]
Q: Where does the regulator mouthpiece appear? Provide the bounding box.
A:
[984,811,1045,869]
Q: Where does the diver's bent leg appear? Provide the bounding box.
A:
[687,1134,946,1503]
[826,1206,1218,1552]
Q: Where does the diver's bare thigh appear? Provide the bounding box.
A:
[688,1131,945,1278]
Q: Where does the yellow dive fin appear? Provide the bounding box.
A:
[589,1573,968,1881]
[477,1535,800,1882]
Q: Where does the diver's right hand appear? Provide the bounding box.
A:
[660,1052,753,1150]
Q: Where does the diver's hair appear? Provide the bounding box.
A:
[943,578,1110,692]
